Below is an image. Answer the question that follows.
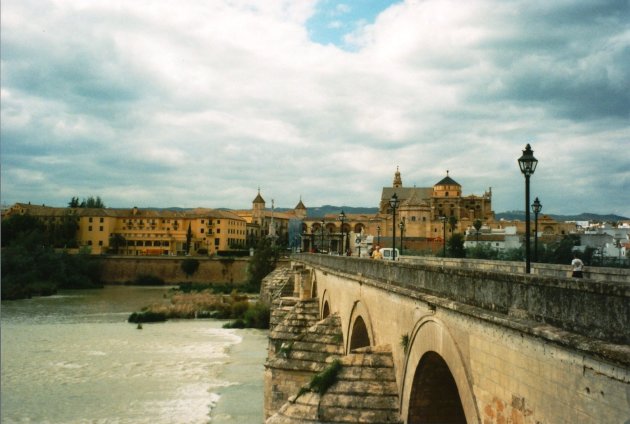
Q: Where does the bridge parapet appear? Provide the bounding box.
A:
[399,256,630,283]
[293,253,629,365]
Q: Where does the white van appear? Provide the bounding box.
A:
[380,248,400,260]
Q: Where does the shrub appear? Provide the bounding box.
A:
[128,311,168,323]
[181,258,200,277]
[223,319,246,329]
[243,302,270,329]
[294,359,342,401]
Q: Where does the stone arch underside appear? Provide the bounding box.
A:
[346,300,375,354]
[320,289,332,320]
[350,316,370,351]
[401,318,479,424]
[408,351,466,423]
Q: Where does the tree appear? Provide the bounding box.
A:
[68,197,80,208]
[539,234,579,265]
[108,233,126,254]
[79,196,105,208]
[1,214,44,247]
[247,237,280,292]
[467,243,499,259]
[69,196,105,208]
[46,213,79,248]
[186,223,193,254]
[448,215,458,233]
[473,219,482,243]
[1,227,102,300]
[447,233,466,258]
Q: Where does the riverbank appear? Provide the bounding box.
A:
[128,289,271,329]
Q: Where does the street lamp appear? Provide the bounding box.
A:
[389,193,400,260]
[338,210,347,255]
[531,197,542,262]
[518,143,538,274]
[399,218,405,256]
[320,219,325,253]
[377,225,381,245]
[439,216,447,257]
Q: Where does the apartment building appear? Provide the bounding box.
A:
[4,203,247,256]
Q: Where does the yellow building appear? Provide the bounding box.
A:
[4,203,246,256]
[233,189,307,247]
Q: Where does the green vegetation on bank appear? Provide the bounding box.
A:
[126,289,270,327]
[127,237,279,327]
[294,359,343,401]
[1,214,103,300]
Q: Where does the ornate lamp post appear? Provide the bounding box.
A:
[389,193,400,260]
[320,219,325,253]
[518,144,538,274]
[338,210,347,255]
[531,197,542,262]
[399,218,405,256]
[376,225,381,245]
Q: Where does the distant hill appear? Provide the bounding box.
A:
[145,206,627,222]
[495,211,629,222]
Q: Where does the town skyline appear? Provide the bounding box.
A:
[1,1,628,217]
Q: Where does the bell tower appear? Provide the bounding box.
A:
[393,166,403,188]
[252,188,266,224]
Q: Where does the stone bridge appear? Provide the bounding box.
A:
[262,254,629,424]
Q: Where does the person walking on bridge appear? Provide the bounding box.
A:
[571,254,584,278]
[372,246,383,260]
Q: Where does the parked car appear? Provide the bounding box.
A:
[380,248,400,260]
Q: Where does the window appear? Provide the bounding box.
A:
[215,238,220,246]
[100,217,104,223]
[89,226,93,231]
[99,226,104,231]
[88,240,93,245]
[99,241,103,246]
[200,228,204,233]
[89,217,93,223]
[217,229,220,234]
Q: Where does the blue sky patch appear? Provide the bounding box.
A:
[307,0,401,48]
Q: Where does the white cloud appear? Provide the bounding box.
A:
[1,0,628,217]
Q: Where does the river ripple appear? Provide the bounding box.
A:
[1,286,267,424]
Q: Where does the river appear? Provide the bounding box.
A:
[1,286,268,424]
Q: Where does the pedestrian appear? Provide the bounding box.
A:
[571,254,584,278]
[372,245,383,260]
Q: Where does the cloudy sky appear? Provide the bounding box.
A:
[1,0,629,216]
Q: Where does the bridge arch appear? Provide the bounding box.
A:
[320,289,332,319]
[346,301,375,354]
[401,317,479,424]
[309,269,318,298]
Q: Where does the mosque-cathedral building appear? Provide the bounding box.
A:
[3,168,574,256]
